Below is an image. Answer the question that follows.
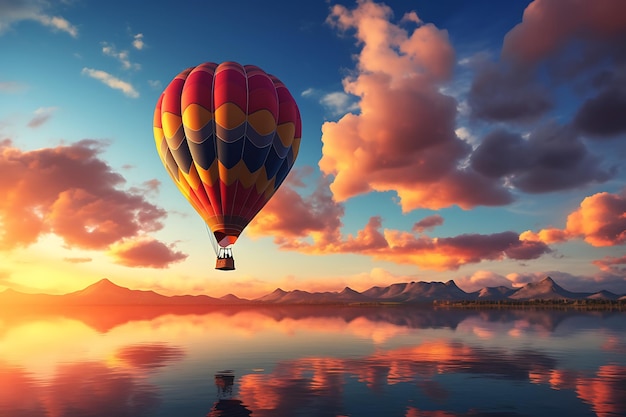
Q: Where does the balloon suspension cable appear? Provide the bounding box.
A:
[205,223,220,256]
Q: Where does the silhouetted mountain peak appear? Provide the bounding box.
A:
[90,278,124,289]
[75,278,131,296]
[510,276,579,300]
[340,287,359,295]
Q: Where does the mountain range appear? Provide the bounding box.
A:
[1,277,624,306]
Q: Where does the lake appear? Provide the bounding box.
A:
[1,305,625,417]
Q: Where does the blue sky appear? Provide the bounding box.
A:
[1,0,625,297]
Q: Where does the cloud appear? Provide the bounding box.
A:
[0,81,27,93]
[132,33,144,50]
[470,0,626,138]
[0,140,185,268]
[320,0,512,211]
[101,42,140,70]
[455,270,513,292]
[320,91,360,116]
[574,84,626,138]
[412,214,443,233]
[27,106,57,128]
[593,255,626,273]
[249,175,550,271]
[81,68,139,98]
[0,0,77,37]
[33,14,77,37]
[502,0,626,66]
[470,123,614,193]
[147,79,162,90]
[468,61,553,123]
[247,169,344,248]
[300,88,359,117]
[521,190,626,247]
[63,257,92,264]
[107,237,187,268]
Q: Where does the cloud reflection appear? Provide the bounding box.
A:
[0,342,185,417]
[236,338,625,417]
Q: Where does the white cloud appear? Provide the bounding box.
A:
[34,14,77,37]
[102,42,140,70]
[301,87,316,97]
[320,91,360,116]
[148,79,162,90]
[132,33,144,50]
[0,1,77,37]
[81,68,139,98]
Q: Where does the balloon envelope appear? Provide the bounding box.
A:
[153,62,301,247]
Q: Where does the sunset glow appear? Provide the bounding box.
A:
[0,0,625,298]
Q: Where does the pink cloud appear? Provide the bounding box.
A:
[0,140,185,267]
[107,237,187,268]
[502,0,626,65]
[320,0,512,211]
[455,270,512,292]
[521,190,626,247]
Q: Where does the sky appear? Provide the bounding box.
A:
[1,0,625,298]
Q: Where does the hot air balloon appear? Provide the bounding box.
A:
[153,62,302,270]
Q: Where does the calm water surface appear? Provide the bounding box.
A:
[1,305,625,417]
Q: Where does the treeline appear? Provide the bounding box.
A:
[433,298,626,311]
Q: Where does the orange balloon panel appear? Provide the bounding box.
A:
[153,62,302,247]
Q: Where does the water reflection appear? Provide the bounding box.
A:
[207,370,252,417]
[0,306,624,416]
[0,343,185,417]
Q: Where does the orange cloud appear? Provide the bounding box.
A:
[252,179,550,270]
[592,255,626,273]
[107,237,187,268]
[521,190,626,247]
[0,139,185,267]
[247,169,344,248]
[320,0,511,211]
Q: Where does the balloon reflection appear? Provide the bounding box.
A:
[0,307,624,416]
[207,370,252,417]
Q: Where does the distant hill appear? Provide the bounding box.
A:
[0,278,235,306]
[1,276,624,306]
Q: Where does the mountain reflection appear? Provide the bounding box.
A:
[1,305,624,336]
[0,306,624,416]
